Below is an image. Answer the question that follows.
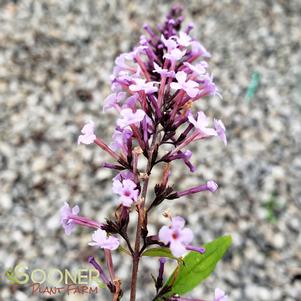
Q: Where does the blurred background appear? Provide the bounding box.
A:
[0,0,300,300]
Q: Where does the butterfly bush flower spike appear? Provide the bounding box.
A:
[62,6,231,301]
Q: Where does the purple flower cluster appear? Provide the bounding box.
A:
[61,5,229,301]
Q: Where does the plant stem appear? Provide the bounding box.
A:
[130,125,158,301]
[113,279,122,301]
[130,174,150,301]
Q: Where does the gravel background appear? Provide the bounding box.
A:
[0,0,301,300]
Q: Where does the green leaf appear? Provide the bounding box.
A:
[142,247,176,260]
[160,235,232,298]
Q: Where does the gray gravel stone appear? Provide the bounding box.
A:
[0,1,300,301]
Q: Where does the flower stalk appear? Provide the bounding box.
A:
[61,5,230,301]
